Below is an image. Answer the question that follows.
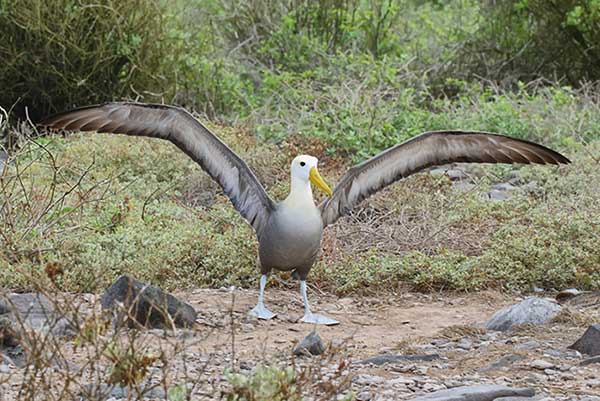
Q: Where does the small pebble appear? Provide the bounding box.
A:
[530,359,555,370]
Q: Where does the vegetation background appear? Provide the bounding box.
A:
[1,0,599,294]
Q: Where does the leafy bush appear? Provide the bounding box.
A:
[459,0,600,84]
[224,366,301,401]
[0,0,179,121]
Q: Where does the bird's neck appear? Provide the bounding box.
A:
[284,176,315,208]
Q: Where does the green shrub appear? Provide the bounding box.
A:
[458,0,600,84]
[224,366,301,401]
[0,0,178,121]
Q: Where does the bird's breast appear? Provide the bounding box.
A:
[258,205,323,271]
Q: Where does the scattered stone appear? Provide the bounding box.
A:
[0,363,10,373]
[446,169,468,181]
[580,356,600,366]
[487,189,511,201]
[359,353,440,366]
[430,166,450,177]
[410,384,535,401]
[387,376,415,386]
[101,275,197,329]
[80,384,166,399]
[530,360,555,370]
[555,288,580,303]
[491,182,517,192]
[356,390,372,401]
[456,339,472,351]
[494,398,540,401]
[292,331,325,356]
[353,374,385,386]
[532,284,544,293]
[507,174,522,186]
[569,324,600,356]
[525,372,546,383]
[516,340,540,350]
[423,383,446,392]
[0,293,75,337]
[485,297,562,331]
[480,354,524,372]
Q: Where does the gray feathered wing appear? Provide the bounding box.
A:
[40,102,275,237]
[319,130,570,227]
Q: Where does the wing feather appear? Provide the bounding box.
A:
[40,102,275,237]
[319,131,570,227]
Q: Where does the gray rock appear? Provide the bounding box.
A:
[485,297,562,331]
[494,398,540,401]
[516,340,540,350]
[0,293,74,336]
[101,275,197,329]
[359,353,440,366]
[410,384,535,401]
[0,363,10,373]
[356,390,372,401]
[0,293,75,367]
[353,374,385,386]
[453,182,476,192]
[292,331,325,356]
[480,354,524,373]
[569,324,600,356]
[530,360,554,370]
[430,166,450,176]
[507,175,522,186]
[487,189,511,201]
[456,339,472,350]
[446,169,468,181]
[580,356,600,366]
[80,384,166,400]
[491,182,517,192]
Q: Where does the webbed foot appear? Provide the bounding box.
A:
[249,303,277,320]
[300,312,339,326]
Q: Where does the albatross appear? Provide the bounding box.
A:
[41,102,570,325]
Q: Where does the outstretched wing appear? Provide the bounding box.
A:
[40,102,275,237]
[319,130,570,227]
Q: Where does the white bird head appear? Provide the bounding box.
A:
[290,155,333,197]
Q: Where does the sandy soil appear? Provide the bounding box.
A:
[1,287,599,401]
[185,287,510,359]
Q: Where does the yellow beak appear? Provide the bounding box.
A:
[309,166,333,197]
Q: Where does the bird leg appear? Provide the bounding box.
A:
[299,280,339,326]
[249,275,276,320]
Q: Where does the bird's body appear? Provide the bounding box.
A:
[259,203,323,278]
[40,102,570,325]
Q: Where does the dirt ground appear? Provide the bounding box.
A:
[186,287,509,359]
[1,287,599,401]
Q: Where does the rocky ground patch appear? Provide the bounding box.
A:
[1,281,599,400]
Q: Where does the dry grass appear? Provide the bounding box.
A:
[437,325,486,341]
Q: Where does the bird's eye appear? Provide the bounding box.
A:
[300,161,306,167]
